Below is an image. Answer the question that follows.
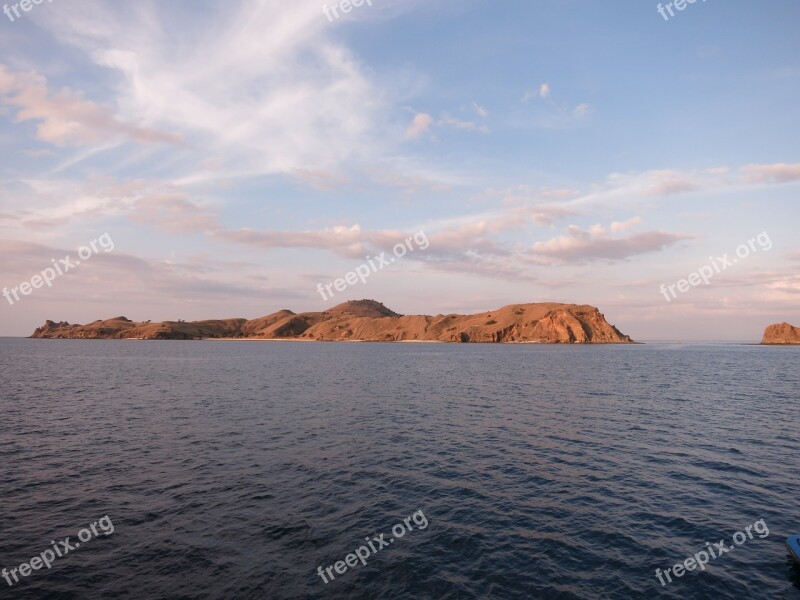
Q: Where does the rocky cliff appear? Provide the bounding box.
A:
[761,322,800,345]
[31,300,634,344]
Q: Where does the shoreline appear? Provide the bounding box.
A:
[187,337,635,344]
[21,337,800,345]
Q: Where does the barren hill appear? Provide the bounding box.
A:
[31,300,633,344]
[761,322,800,345]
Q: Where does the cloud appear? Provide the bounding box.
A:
[366,164,464,192]
[209,200,575,275]
[519,84,592,128]
[578,169,707,205]
[0,238,302,323]
[2,176,222,234]
[213,224,368,257]
[404,112,434,140]
[0,64,182,147]
[292,168,351,191]
[476,185,581,205]
[20,148,56,158]
[471,101,489,117]
[765,276,800,297]
[573,103,591,117]
[610,216,642,233]
[531,223,687,263]
[33,1,387,178]
[523,82,550,102]
[740,162,800,184]
[130,193,219,234]
[404,109,490,140]
[439,112,490,134]
[569,162,800,208]
[5,177,144,229]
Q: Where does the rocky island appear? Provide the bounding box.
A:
[761,322,800,345]
[31,300,634,343]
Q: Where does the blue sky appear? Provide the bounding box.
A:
[0,0,798,339]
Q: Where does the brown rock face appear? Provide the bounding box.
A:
[30,300,634,343]
[31,317,136,339]
[761,322,800,345]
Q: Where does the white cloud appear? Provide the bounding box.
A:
[573,103,591,117]
[439,112,490,134]
[471,101,489,117]
[34,1,388,179]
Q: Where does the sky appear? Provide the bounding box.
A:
[0,0,798,340]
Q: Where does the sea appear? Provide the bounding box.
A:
[0,338,798,599]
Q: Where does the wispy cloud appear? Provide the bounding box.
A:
[569,162,800,208]
[471,101,489,117]
[130,193,219,234]
[439,112,490,134]
[740,162,800,184]
[573,103,591,118]
[531,224,688,263]
[33,1,389,180]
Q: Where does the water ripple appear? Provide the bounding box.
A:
[0,339,798,599]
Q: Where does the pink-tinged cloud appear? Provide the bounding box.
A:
[292,168,350,191]
[404,112,433,140]
[130,194,219,234]
[213,225,367,257]
[740,162,800,184]
[0,64,181,147]
[531,225,687,262]
[621,169,703,197]
[610,216,642,233]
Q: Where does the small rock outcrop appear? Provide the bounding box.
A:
[761,322,800,345]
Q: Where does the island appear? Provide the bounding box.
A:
[761,322,800,345]
[30,299,634,343]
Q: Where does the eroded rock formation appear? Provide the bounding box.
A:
[761,322,800,345]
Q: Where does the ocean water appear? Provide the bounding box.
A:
[0,338,798,599]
